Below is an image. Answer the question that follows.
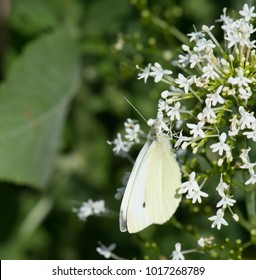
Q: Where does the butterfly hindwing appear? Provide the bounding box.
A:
[120,133,181,233]
[145,134,181,224]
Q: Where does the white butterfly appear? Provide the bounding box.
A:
[120,126,182,233]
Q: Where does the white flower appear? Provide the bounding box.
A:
[210,132,230,156]
[208,209,228,230]
[189,53,202,68]
[228,68,252,87]
[229,115,240,136]
[245,170,256,185]
[202,99,216,123]
[202,64,220,80]
[193,38,216,52]
[239,4,256,21]
[124,119,142,143]
[175,73,193,94]
[150,62,172,83]
[171,243,185,260]
[186,186,208,203]
[216,195,236,208]
[137,63,151,83]
[178,54,190,67]
[218,8,233,30]
[158,99,169,112]
[239,87,252,100]
[179,171,199,195]
[73,199,106,221]
[187,30,204,42]
[174,130,192,149]
[216,174,229,196]
[96,243,116,259]
[197,237,206,248]
[107,133,133,154]
[187,121,206,139]
[197,236,214,248]
[243,129,256,141]
[239,147,251,162]
[206,85,225,106]
[167,102,181,121]
[238,106,255,130]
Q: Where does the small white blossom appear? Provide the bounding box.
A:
[178,54,190,67]
[175,73,193,94]
[174,130,192,149]
[158,98,169,112]
[208,209,228,230]
[186,186,208,203]
[228,68,252,87]
[73,199,106,221]
[193,38,216,52]
[124,119,143,143]
[150,62,172,83]
[216,174,229,197]
[197,236,214,248]
[238,106,255,130]
[171,243,185,260]
[187,121,206,139]
[96,243,117,259]
[216,195,236,208]
[187,30,204,42]
[229,115,240,136]
[137,63,151,83]
[243,129,256,141]
[107,133,133,155]
[210,132,230,156]
[189,53,202,68]
[167,102,181,121]
[202,64,220,80]
[197,237,206,248]
[239,4,256,21]
[202,99,216,122]
[240,147,251,162]
[238,87,252,100]
[218,8,234,32]
[206,85,224,106]
[179,172,199,195]
[245,170,256,185]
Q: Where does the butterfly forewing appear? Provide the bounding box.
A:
[120,141,153,233]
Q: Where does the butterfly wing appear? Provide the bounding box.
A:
[120,140,154,233]
[146,134,181,224]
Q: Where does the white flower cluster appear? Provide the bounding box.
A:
[108,118,144,156]
[73,199,106,221]
[136,4,256,230]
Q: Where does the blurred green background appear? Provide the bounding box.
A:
[0,0,250,260]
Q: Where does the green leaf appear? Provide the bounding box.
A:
[9,0,57,36]
[0,29,80,188]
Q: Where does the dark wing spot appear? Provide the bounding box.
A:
[143,202,146,208]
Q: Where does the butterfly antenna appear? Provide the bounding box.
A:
[123,96,147,123]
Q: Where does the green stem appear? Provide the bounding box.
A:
[151,16,189,45]
[18,195,53,240]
